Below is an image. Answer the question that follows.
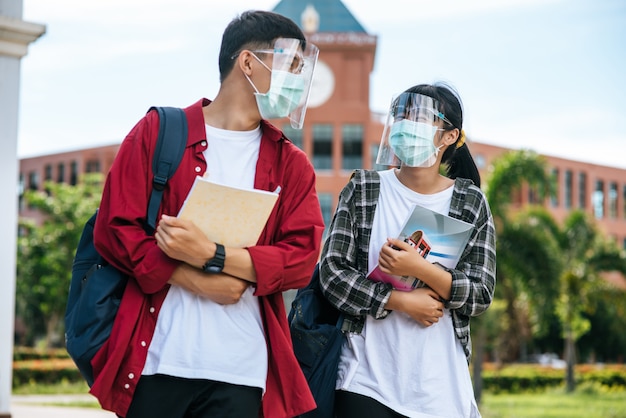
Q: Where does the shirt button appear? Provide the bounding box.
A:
[149,307,155,313]
[201,141,207,147]
[195,166,201,173]
[128,373,135,379]
[124,384,130,389]
[140,341,147,347]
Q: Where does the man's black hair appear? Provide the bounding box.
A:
[218,10,306,82]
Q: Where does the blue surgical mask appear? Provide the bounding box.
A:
[245,54,305,119]
[389,119,443,167]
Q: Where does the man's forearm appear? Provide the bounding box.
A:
[168,263,249,305]
[223,247,257,283]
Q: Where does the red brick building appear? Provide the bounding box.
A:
[18,0,626,249]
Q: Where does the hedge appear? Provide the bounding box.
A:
[481,364,626,393]
[13,358,82,387]
[11,348,626,392]
[13,346,70,361]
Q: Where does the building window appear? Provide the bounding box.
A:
[608,182,618,219]
[282,124,303,150]
[57,163,65,183]
[318,192,333,239]
[18,173,25,211]
[371,144,389,170]
[578,172,587,209]
[319,193,333,228]
[342,124,363,170]
[550,168,559,207]
[564,170,572,209]
[70,161,78,185]
[28,171,39,191]
[593,180,604,219]
[623,185,626,220]
[474,154,486,170]
[312,124,333,170]
[44,164,52,181]
[371,144,378,169]
[86,160,101,173]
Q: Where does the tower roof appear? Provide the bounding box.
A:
[272,0,367,33]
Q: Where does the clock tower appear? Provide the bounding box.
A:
[271,0,382,223]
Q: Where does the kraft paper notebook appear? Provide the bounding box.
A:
[177,176,279,248]
[367,204,474,291]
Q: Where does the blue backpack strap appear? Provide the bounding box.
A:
[144,106,188,234]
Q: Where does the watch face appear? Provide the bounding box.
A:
[203,244,225,274]
[205,264,222,274]
[308,60,335,108]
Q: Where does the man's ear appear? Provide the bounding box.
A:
[236,50,255,77]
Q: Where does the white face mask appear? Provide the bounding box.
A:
[245,54,305,119]
[388,119,443,167]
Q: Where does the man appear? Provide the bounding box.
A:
[91,10,324,418]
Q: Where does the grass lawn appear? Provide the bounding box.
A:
[480,389,626,418]
[12,381,626,416]
[12,380,89,395]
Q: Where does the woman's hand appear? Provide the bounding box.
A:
[379,237,453,301]
[378,238,428,278]
[386,287,445,327]
[155,214,214,268]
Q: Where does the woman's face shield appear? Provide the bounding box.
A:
[376,92,450,166]
[255,38,319,129]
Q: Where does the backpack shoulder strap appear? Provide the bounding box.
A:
[144,106,188,234]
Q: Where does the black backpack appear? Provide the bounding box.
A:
[64,106,187,386]
[288,263,344,418]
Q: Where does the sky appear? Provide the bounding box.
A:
[18,0,626,169]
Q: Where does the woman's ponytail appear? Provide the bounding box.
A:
[445,133,481,188]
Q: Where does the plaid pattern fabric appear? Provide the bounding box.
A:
[319,169,497,362]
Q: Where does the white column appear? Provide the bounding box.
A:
[0,1,45,416]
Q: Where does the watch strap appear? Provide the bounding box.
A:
[202,243,225,273]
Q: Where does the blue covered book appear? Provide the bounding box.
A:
[367,204,474,291]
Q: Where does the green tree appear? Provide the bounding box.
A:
[16,174,103,347]
[482,150,557,362]
[513,208,626,390]
[553,210,626,391]
[473,149,556,403]
[474,148,626,398]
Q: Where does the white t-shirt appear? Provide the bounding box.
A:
[336,169,480,418]
[142,124,268,391]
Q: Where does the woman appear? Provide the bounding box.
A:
[319,82,496,418]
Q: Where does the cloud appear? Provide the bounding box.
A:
[23,0,275,24]
[25,0,560,27]
[341,0,561,26]
[18,0,625,170]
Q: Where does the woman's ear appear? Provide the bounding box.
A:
[442,128,460,147]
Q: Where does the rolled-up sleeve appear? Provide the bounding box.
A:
[319,175,393,320]
[446,193,497,316]
[250,149,325,296]
[93,111,183,294]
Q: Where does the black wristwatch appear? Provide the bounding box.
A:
[202,243,225,273]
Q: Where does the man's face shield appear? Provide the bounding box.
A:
[253,38,319,129]
[376,92,451,166]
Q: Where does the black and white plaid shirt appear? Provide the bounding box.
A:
[319,169,497,362]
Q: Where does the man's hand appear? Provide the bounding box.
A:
[386,287,444,327]
[169,264,249,305]
[156,214,214,268]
